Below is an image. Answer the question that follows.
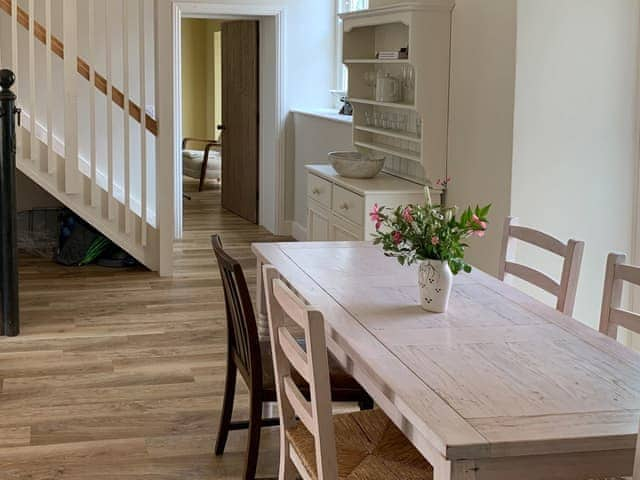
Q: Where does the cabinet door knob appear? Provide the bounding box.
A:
[312,188,321,195]
[339,202,349,211]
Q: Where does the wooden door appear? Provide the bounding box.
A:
[221,21,259,223]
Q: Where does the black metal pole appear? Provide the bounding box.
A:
[0,69,20,337]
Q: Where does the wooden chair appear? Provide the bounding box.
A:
[182,137,221,192]
[211,236,372,480]
[599,253,640,340]
[597,253,640,480]
[635,423,640,480]
[499,217,585,316]
[263,265,434,480]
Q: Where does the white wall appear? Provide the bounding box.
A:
[446,0,518,276]
[511,0,640,329]
[155,0,338,257]
[292,112,353,237]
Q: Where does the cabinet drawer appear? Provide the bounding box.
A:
[307,174,332,208]
[331,214,363,242]
[332,186,364,226]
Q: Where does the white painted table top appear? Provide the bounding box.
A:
[253,241,640,466]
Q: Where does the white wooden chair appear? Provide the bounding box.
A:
[635,426,640,480]
[599,254,640,480]
[599,253,640,339]
[263,265,434,480]
[499,217,585,316]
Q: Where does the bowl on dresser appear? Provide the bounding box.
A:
[328,151,385,179]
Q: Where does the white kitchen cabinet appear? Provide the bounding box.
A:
[306,164,440,242]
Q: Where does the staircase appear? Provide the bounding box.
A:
[0,0,161,271]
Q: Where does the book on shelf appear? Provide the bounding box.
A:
[376,48,409,60]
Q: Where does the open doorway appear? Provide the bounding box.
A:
[180,18,260,224]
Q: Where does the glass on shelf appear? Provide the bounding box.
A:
[401,65,415,103]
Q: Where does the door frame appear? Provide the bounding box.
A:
[169,2,286,240]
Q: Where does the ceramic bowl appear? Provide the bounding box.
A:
[328,151,385,179]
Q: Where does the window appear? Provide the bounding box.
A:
[338,0,369,13]
[335,0,369,98]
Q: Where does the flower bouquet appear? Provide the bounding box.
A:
[370,182,490,312]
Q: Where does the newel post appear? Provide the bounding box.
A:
[0,69,20,337]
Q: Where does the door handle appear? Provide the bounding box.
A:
[217,125,225,131]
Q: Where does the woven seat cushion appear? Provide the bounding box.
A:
[260,340,364,401]
[286,408,433,480]
[183,149,222,179]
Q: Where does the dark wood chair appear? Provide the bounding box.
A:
[211,235,372,480]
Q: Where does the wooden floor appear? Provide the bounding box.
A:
[0,180,288,479]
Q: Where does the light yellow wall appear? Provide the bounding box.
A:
[182,19,208,139]
[182,19,222,141]
[213,29,222,141]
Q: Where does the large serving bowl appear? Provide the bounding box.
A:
[329,151,385,179]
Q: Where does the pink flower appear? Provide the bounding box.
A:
[392,231,403,245]
[472,214,487,237]
[402,207,414,223]
[370,204,382,223]
[431,236,440,246]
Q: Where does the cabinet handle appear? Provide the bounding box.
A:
[312,188,321,195]
[339,202,349,211]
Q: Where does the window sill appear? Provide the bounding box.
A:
[291,108,353,125]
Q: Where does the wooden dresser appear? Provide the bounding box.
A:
[305,164,440,242]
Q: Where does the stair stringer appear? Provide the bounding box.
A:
[15,136,160,272]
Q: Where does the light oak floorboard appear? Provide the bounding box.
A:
[0,180,288,479]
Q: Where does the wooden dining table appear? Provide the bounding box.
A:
[252,241,640,479]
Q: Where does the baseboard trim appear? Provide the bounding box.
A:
[291,221,307,242]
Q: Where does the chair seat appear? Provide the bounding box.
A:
[260,340,364,402]
[183,149,222,179]
[286,408,433,480]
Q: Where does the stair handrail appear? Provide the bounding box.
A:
[0,0,158,136]
[0,69,20,337]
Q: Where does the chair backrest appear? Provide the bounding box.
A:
[498,217,585,316]
[634,423,640,480]
[263,266,338,480]
[599,253,640,339]
[211,235,262,385]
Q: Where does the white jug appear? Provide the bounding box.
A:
[375,73,401,103]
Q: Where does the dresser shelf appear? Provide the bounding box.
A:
[354,141,421,162]
[344,58,411,64]
[340,3,454,184]
[349,98,416,110]
[355,125,420,142]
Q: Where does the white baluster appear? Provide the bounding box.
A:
[106,1,115,219]
[154,0,160,232]
[123,0,131,233]
[89,0,98,206]
[45,0,54,173]
[11,0,20,150]
[63,0,80,193]
[140,0,148,244]
[28,0,38,164]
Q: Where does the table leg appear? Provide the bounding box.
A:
[433,459,473,480]
[255,258,270,341]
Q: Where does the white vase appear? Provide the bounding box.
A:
[418,260,453,313]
